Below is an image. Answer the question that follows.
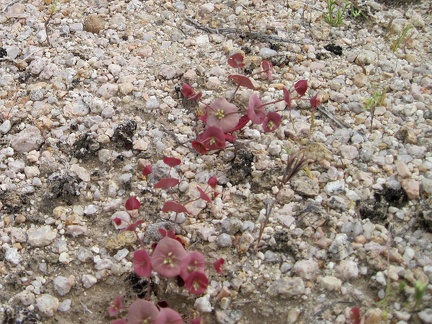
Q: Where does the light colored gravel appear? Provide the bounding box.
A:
[0,0,431,323]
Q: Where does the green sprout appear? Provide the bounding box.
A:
[364,87,386,131]
[414,281,427,308]
[391,24,414,53]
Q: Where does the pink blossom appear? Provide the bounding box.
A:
[205,98,239,133]
[262,112,281,132]
[199,126,226,151]
[133,249,152,277]
[127,299,159,324]
[180,251,206,281]
[247,93,266,124]
[184,271,209,295]
[151,236,187,278]
[154,307,184,324]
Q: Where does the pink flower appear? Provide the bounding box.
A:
[199,126,226,151]
[151,236,187,277]
[180,251,206,281]
[213,258,225,274]
[247,93,266,124]
[261,60,273,80]
[133,249,152,277]
[262,112,281,132]
[184,271,209,295]
[127,299,159,324]
[107,295,123,317]
[154,307,184,324]
[205,98,239,132]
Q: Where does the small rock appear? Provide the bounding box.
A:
[194,295,212,313]
[27,226,57,247]
[221,217,242,235]
[329,233,353,260]
[396,161,411,178]
[335,260,359,280]
[421,178,432,195]
[82,274,97,289]
[5,247,21,265]
[401,179,420,199]
[70,164,90,182]
[267,277,305,297]
[36,294,59,317]
[259,47,277,58]
[200,3,215,13]
[159,64,177,79]
[58,299,72,312]
[293,259,319,280]
[319,275,342,291]
[66,225,88,237]
[291,176,319,197]
[10,126,43,153]
[217,233,232,248]
[53,275,75,296]
[418,308,432,323]
[324,180,345,195]
[97,84,118,99]
[84,14,105,33]
[15,291,35,306]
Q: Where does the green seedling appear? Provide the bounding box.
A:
[324,0,347,27]
[364,87,386,131]
[391,24,414,53]
[414,281,427,309]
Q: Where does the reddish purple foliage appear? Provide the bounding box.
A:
[229,114,250,132]
[261,60,273,80]
[184,271,209,295]
[283,87,292,110]
[190,319,201,324]
[124,220,144,232]
[196,186,211,203]
[127,299,159,324]
[151,236,187,277]
[142,165,153,177]
[350,307,361,324]
[154,178,180,189]
[227,53,245,68]
[192,139,207,154]
[133,249,152,277]
[111,319,127,324]
[180,251,206,281]
[125,196,140,211]
[228,74,256,90]
[310,93,320,109]
[262,112,281,132]
[163,157,181,167]
[181,83,202,101]
[294,79,308,96]
[207,176,218,189]
[247,93,266,124]
[162,201,190,214]
[213,258,225,274]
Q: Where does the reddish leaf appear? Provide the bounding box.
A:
[227,53,245,68]
[310,93,320,109]
[283,87,292,110]
[350,307,361,324]
[228,114,250,132]
[124,220,144,232]
[228,74,256,90]
[181,83,194,97]
[158,228,167,237]
[190,318,201,324]
[107,295,123,317]
[125,196,140,210]
[197,186,212,203]
[213,258,225,273]
[261,60,273,80]
[294,80,308,96]
[248,93,266,124]
[224,133,236,142]
[163,157,181,167]
[142,165,153,176]
[154,177,179,189]
[162,201,190,214]
[207,176,218,189]
[113,217,122,226]
[111,320,127,324]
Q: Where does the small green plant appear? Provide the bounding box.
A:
[44,0,58,46]
[364,87,386,131]
[324,0,348,27]
[414,281,427,309]
[391,24,414,53]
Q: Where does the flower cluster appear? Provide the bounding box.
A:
[108,157,224,323]
[182,53,320,154]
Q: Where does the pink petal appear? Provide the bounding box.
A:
[247,93,266,124]
[154,308,183,324]
[127,299,159,324]
[184,271,209,295]
[213,258,225,273]
[262,111,281,132]
[133,249,152,277]
[151,236,187,277]
[180,251,206,280]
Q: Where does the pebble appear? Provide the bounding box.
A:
[216,233,232,248]
[329,234,353,260]
[54,275,75,296]
[194,295,212,313]
[259,47,277,58]
[267,277,305,297]
[293,259,319,280]
[36,294,59,317]
[335,260,359,280]
[319,275,342,291]
[82,274,98,289]
[291,176,319,197]
[27,226,57,247]
[10,126,43,153]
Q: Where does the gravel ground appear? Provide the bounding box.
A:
[0,0,431,323]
